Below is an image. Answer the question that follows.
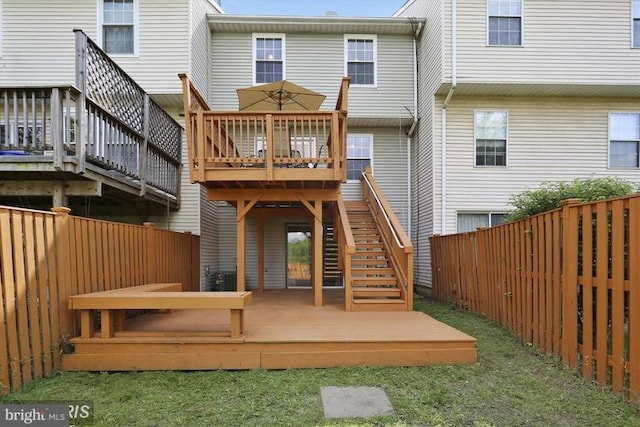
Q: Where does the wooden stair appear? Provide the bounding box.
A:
[344,201,407,312]
[323,224,342,286]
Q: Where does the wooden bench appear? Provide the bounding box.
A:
[69,284,252,339]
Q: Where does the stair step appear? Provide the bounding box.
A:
[352,267,394,276]
[352,251,388,258]
[351,299,408,312]
[351,258,389,266]
[352,277,398,286]
[352,287,401,298]
[356,243,385,249]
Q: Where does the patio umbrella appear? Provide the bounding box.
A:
[236,80,326,111]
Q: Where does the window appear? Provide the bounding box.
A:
[253,34,285,84]
[457,213,506,233]
[475,111,507,166]
[634,0,640,47]
[488,0,522,46]
[101,0,137,55]
[345,35,377,86]
[609,113,640,168]
[346,134,372,180]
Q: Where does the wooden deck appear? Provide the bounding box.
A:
[63,290,477,371]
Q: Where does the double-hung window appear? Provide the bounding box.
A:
[101,0,136,55]
[488,0,522,46]
[345,35,377,86]
[634,0,640,48]
[475,111,507,167]
[253,34,285,84]
[609,113,640,168]
[457,213,506,233]
[346,134,372,181]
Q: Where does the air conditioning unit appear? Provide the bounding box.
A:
[212,271,237,291]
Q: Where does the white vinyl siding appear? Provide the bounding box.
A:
[211,32,413,119]
[344,34,377,87]
[99,0,138,56]
[199,189,218,289]
[634,0,640,48]
[433,96,640,235]
[190,0,219,97]
[0,0,3,57]
[609,112,640,168]
[487,0,522,46]
[253,33,285,85]
[452,0,640,86]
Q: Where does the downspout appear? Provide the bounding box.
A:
[441,0,457,235]
[407,22,423,239]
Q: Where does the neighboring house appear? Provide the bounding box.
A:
[206,15,418,294]
[0,0,223,285]
[396,0,640,289]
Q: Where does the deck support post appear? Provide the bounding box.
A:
[257,217,264,293]
[313,200,323,307]
[236,200,246,292]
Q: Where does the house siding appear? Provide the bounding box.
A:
[397,0,443,288]
[190,0,218,97]
[210,31,414,119]
[433,96,640,234]
[452,0,640,86]
[0,0,189,95]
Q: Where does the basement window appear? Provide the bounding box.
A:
[457,213,506,233]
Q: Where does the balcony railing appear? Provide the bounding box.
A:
[0,30,182,202]
[180,74,349,187]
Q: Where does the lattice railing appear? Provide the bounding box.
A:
[74,30,182,198]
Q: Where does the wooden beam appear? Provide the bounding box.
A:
[0,180,102,197]
[208,188,339,202]
[257,217,264,293]
[296,193,322,222]
[313,200,323,307]
[236,193,263,222]
[237,200,246,292]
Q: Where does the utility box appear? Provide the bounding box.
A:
[212,271,237,291]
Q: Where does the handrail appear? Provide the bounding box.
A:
[178,73,210,112]
[336,198,356,253]
[361,168,412,251]
[335,76,351,112]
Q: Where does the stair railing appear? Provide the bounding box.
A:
[361,167,414,310]
[335,197,356,311]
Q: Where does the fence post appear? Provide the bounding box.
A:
[51,207,73,363]
[561,198,581,369]
[629,197,640,403]
[144,222,157,284]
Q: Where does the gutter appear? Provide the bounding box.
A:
[441,0,457,235]
[406,21,423,240]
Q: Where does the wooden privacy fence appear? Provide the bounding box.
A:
[431,195,640,403]
[0,205,200,395]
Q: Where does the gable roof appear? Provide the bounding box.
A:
[393,0,417,17]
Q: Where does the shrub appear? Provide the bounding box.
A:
[504,177,638,222]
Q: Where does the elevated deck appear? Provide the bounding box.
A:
[63,290,477,371]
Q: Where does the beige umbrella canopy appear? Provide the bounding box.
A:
[236,80,326,111]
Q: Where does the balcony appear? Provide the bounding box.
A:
[179,75,349,191]
[0,31,182,213]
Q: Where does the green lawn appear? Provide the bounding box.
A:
[2,297,639,426]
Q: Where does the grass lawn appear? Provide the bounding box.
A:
[2,296,639,426]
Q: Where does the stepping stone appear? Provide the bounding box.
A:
[320,386,394,419]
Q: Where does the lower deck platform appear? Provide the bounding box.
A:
[62,290,477,371]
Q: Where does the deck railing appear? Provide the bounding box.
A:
[0,205,200,395]
[430,195,640,403]
[0,31,182,200]
[179,74,349,184]
[361,168,414,310]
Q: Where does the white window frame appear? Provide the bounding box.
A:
[474,111,509,167]
[346,133,373,182]
[252,33,286,86]
[486,0,523,47]
[608,112,640,169]
[97,0,139,57]
[457,212,506,233]
[344,34,378,87]
[633,0,640,48]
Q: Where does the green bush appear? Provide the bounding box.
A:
[505,177,639,222]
